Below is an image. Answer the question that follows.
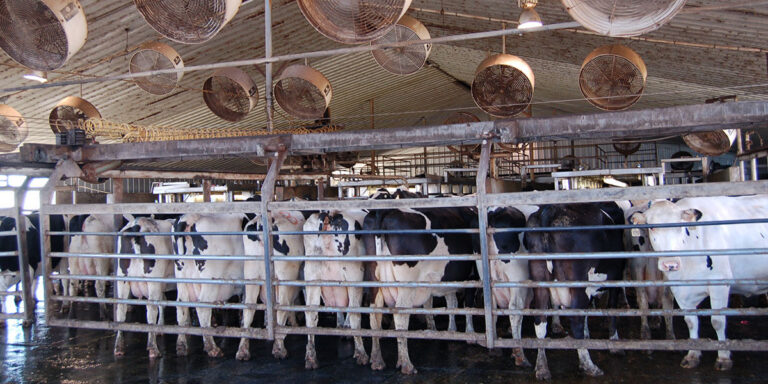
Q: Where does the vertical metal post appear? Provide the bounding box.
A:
[14,178,33,326]
[736,129,746,181]
[264,0,274,132]
[475,139,495,348]
[111,178,125,321]
[39,161,70,322]
[750,158,758,181]
[260,149,287,340]
[202,180,212,202]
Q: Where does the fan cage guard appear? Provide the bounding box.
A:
[0,104,28,152]
[274,65,333,120]
[561,0,687,37]
[203,67,259,122]
[297,0,412,44]
[682,129,737,157]
[133,0,241,44]
[471,54,535,118]
[49,96,101,134]
[443,111,481,125]
[613,142,641,156]
[371,14,431,75]
[579,44,647,111]
[0,0,87,71]
[129,41,185,95]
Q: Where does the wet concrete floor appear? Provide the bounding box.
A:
[1,292,767,384]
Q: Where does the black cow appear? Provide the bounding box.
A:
[524,202,626,380]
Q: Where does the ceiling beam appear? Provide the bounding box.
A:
[15,102,768,164]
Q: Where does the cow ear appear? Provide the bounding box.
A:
[629,212,646,225]
[681,209,702,222]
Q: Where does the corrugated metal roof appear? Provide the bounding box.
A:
[0,0,766,149]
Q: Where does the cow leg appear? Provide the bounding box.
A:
[273,285,297,360]
[113,279,130,357]
[445,293,458,332]
[304,281,321,370]
[175,286,191,356]
[509,294,530,367]
[197,307,222,358]
[394,313,416,375]
[607,287,623,355]
[710,287,732,371]
[570,291,603,377]
[675,289,703,369]
[348,286,369,365]
[369,289,386,371]
[636,285,652,341]
[551,315,564,336]
[146,282,163,359]
[236,280,261,361]
[423,296,437,331]
[336,312,345,328]
[662,288,676,340]
[95,261,110,320]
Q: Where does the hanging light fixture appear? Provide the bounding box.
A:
[518,0,543,29]
[22,70,47,83]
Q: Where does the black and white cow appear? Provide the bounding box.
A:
[114,216,176,359]
[303,209,369,369]
[363,200,477,374]
[173,213,248,358]
[67,214,117,317]
[472,205,539,367]
[524,202,626,380]
[617,200,675,342]
[629,195,768,371]
[237,209,306,361]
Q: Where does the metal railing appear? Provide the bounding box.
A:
[0,206,35,324]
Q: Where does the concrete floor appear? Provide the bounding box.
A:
[1,295,767,384]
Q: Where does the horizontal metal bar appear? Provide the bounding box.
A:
[278,326,482,342]
[42,202,262,215]
[52,274,265,286]
[48,318,269,340]
[51,252,260,261]
[0,313,24,320]
[0,251,18,258]
[0,291,22,297]
[489,338,768,351]
[277,305,484,316]
[0,231,18,237]
[493,307,768,317]
[51,295,266,311]
[495,248,768,261]
[487,218,768,233]
[276,280,481,288]
[271,196,478,211]
[494,279,768,288]
[274,255,480,262]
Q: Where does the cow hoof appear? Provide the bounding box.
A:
[551,323,565,336]
[681,355,700,369]
[580,365,604,377]
[176,343,188,357]
[236,349,251,361]
[305,358,319,370]
[399,363,417,375]
[535,369,552,381]
[114,349,125,358]
[305,346,318,370]
[148,348,162,360]
[354,350,369,366]
[513,350,531,368]
[371,358,386,371]
[206,347,224,358]
[272,345,288,360]
[715,358,733,371]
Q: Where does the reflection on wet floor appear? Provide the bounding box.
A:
[1,292,767,384]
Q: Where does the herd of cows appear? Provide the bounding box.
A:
[1,190,767,380]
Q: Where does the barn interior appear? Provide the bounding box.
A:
[0,1,768,383]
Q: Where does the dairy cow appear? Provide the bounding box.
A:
[472,205,539,367]
[524,202,626,380]
[629,195,768,371]
[303,209,369,369]
[363,198,477,375]
[173,213,247,358]
[114,216,176,359]
[237,209,306,361]
[67,214,117,318]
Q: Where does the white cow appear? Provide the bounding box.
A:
[303,210,369,369]
[479,205,538,367]
[173,213,247,358]
[630,195,768,370]
[237,209,306,361]
[67,214,116,318]
[618,200,675,342]
[114,217,176,359]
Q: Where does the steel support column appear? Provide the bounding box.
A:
[260,149,287,339]
[475,139,495,348]
[14,177,33,325]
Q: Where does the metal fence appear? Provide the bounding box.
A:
[34,150,768,358]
